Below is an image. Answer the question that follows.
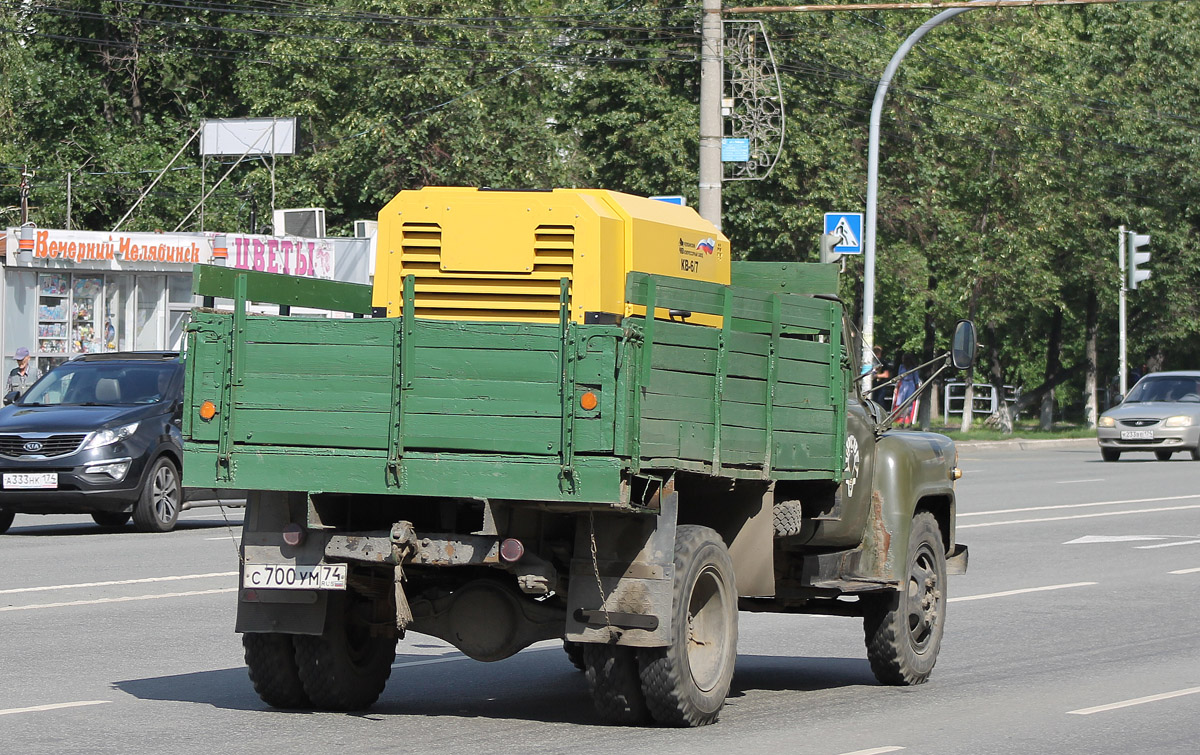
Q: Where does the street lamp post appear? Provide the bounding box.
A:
[862,0,990,390]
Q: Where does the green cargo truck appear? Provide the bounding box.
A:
[183,188,974,727]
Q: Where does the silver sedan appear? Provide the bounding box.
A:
[1098,371,1200,461]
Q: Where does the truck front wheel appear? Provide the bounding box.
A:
[243,632,310,709]
[293,592,397,711]
[863,510,947,685]
[638,525,738,727]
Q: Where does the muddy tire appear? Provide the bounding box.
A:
[0,510,13,534]
[863,510,947,686]
[92,511,131,529]
[1101,447,1120,462]
[773,500,804,537]
[564,640,586,671]
[638,525,737,727]
[293,592,397,711]
[133,457,181,532]
[243,632,310,709]
[584,644,648,724]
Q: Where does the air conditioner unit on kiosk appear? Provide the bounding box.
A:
[273,208,326,238]
[353,220,378,238]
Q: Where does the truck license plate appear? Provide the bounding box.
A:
[3,472,57,489]
[1120,430,1154,440]
[242,563,347,590]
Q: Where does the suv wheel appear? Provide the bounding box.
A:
[133,457,181,533]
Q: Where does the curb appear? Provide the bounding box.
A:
[955,437,1096,451]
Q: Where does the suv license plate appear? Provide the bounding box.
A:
[243,563,347,590]
[1121,430,1154,440]
[3,472,58,489]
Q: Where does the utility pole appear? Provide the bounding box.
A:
[699,0,723,229]
[18,165,32,224]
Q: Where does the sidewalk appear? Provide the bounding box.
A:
[954,437,1096,451]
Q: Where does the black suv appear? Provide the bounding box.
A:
[0,352,232,533]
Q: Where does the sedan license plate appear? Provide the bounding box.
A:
[1120,430,1155,441]
[243,563,347,590]
[3,472,57,489]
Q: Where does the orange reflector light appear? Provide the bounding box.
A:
[199,400,217,420]
[580,391,598,411]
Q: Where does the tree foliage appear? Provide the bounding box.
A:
[3,0,1200,418]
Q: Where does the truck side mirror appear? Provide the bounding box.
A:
[950,320,977,371]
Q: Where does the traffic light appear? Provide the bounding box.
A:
[819,232,843,264]
[1127,231,1151,289]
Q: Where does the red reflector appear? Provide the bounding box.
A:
[282,523,305,547]
[500,538,525,562]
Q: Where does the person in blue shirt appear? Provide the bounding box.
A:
[893,354,919,425]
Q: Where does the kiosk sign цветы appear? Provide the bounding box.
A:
[225,234,335,279]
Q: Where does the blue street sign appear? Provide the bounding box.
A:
[649,195,687,206]
[823,212,864,254]
[722,138,750,162]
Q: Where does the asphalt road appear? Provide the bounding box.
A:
[2,440,1198,754]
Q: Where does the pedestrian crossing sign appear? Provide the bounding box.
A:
[823,212,863,254]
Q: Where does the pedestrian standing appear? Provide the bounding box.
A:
[893,354,919,426]
[6,347,33,399]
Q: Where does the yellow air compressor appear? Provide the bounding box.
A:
[372,187,730,324]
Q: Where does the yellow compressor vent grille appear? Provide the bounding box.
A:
[399,222,575,323]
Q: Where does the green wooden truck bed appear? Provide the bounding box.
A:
[183,263,847,504]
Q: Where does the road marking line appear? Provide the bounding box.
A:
[958,504,1200,529]
[0,588,236,612]
[838,748,905,755]
[1055,479,1104,484]
[0,700,111,717]
[391,642,561,669]
[1065,535,1167,544]
[1137,539,1200,549]
[205,536,240,541]
[1067,686,1200,715]
[949,583,1096,602]
[1169,567,1200,575]
[961,494,1200,518]
[0,572,237,595]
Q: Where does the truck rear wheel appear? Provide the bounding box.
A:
[584,644,649,724]
[863,510,947,685]
[243,632,310,709]
[638,525,737,727]
[293,592,397,711]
